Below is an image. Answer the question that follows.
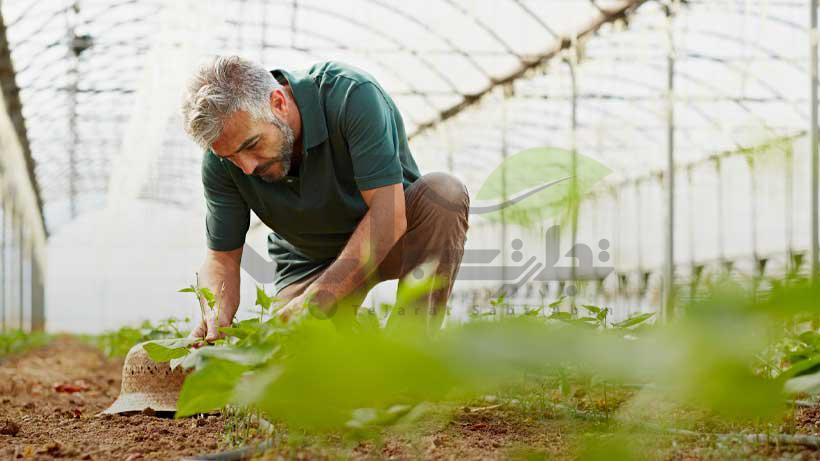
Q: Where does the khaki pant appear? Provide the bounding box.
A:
[276,172,470,329]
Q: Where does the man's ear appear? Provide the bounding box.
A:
[269,89,287,117]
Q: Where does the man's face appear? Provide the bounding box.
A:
[211,109,295,183]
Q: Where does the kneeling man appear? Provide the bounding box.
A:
[180,57,469,338]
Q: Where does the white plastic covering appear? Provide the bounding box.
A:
[1,0,816,329]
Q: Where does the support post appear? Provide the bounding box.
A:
[811,0,819,281]
[662,2,676,321]
[566,52,579,311]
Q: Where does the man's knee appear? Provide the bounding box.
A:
[414,172,469,215]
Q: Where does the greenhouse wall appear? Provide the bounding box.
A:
[0,88,46,333]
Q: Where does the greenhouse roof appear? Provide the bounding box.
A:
[0,0,812,232]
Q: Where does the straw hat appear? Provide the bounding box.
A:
[100,341,188,415]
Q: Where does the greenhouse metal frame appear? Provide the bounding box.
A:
[0,0,818,328]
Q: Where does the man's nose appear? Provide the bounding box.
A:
[237,157,256,175]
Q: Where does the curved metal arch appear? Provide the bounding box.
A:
[650,62,784,141]
[362,0,492,78]
[263,1,464,95]
[13,43,70,76]
[77,0,162,27]
[674,26,807,75]
[573,68,743,136]
[682,0,807,32]
[579,55,787,148]
[685,52,806,119]
[498,117,653,155]
[628,22,809,120]
[508,64,712,148]
[217,20,444,121]
[511,0,558,38]
[513,97,666,146]
[5,1,64,28]
[6,7,68,49]
[440,0,520,57]
[409,0,649,139]
[17,58,144,99]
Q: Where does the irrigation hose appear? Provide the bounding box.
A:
[180,441,273,461]
[180,413,275,461]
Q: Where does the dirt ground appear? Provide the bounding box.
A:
[3,338,820,461]
[0,337,226,461]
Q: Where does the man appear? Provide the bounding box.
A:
[180,56,469,340]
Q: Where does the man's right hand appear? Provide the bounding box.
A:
[188,282,232,343]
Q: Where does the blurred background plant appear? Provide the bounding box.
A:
[128,271,820,459]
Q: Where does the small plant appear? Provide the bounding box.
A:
[0,330,49,359]
[179,272,226,340]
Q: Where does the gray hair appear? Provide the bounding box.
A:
[181,55,282,149]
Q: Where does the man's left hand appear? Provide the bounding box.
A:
[276,292,310,323]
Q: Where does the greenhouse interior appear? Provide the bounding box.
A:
[1,0,820,460]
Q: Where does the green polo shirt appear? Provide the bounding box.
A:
[201,61,421,292]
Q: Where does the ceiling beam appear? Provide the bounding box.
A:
[409,0,650,140]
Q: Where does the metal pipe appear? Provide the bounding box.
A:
[811,0,819,281]
[0,191,5,332]
[500,90,508,292]
[662,1,676,321]
[567,52,579,310]
[65,2,78,219]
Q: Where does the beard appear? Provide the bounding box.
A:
[255,114,295,183]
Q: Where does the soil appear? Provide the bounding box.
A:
[4,338,820,460]
[0,337,226,461]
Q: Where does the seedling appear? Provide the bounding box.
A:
[178,273,226,341]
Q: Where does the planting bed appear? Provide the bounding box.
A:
[0,337,225,460]
[3,336,820,460]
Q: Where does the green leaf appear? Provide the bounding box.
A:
[524,306,543,316]
[175,359,249,417]
[490,292,507,307]
[785,370,820,394]
[199,287,216,309]
[612,313,655,329]
[780,355,820,380]
[548,312,574,321]
[178,287,196,293]
[549,296,567,308]
[255,285,273,310]
[174,344,275,371]
[218,326,250,339]
[580,304,601,314]
[142,338,197,362]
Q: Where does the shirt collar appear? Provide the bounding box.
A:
[271,68,328,151]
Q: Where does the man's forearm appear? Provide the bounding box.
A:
[199,247,242,322]
[307,189,406,310]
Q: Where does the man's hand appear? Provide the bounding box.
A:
[275,290,332,324]
[276,293,309,324]
[189,282,232,343]
[289,184,405,319]
[189,307,233,343]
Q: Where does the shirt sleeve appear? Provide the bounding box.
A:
[202,149,250,251]
[342,82,404,190]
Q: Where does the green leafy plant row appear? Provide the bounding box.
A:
[138,273,820,440]
[0,330,49,359]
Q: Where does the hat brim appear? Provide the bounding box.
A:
[98,391,179,415]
